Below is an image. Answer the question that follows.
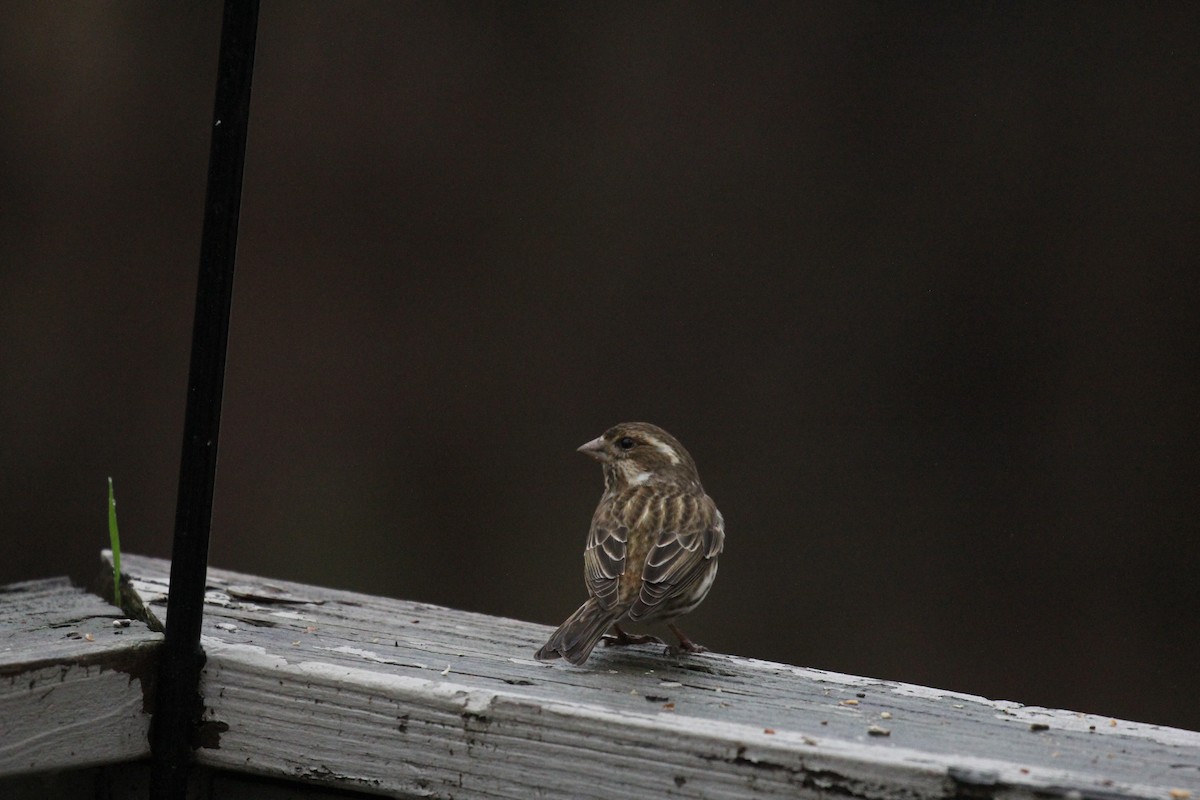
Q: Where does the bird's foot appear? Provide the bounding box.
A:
[666,623,707,656]
[602,624,664,648]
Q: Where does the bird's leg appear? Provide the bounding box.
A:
[602,623,664,647]
[666,623,708,655]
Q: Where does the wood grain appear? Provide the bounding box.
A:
[0,576,160,776]
[112,551,1200,798]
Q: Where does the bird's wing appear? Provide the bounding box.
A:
[628,493,724,620]
[584,505,627,610]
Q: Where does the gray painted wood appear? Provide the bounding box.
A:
[1,761,415,800]
[110,551,1200,799]
[0,576,160,776]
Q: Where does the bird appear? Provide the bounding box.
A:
[535,422,725,665]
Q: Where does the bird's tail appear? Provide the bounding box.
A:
[535,598,619,665]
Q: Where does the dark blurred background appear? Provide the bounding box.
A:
[3,2,1198,730]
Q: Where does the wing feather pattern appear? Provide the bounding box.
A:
[629,495,724,620]
[584,513,627,609]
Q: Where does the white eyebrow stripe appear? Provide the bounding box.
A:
[645,436,680,464]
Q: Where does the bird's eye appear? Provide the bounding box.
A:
[618,437,636,450]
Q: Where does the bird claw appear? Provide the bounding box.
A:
[665,641,708,657]
[602,632,665,647]
[664,623,707,656]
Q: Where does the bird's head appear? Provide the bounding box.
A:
[577,422,701,491]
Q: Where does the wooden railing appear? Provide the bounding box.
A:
[2,552,1197,799]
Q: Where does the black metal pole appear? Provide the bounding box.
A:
[150,2,259,797]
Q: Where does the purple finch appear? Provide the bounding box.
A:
[535,422,725,665]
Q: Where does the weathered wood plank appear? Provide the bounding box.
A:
[1,761,411,800]
[0,576,160,776]
[113,551,1200,799]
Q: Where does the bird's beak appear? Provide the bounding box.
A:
[576,435,609,462]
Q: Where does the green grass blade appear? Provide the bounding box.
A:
[108,477,122,608]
